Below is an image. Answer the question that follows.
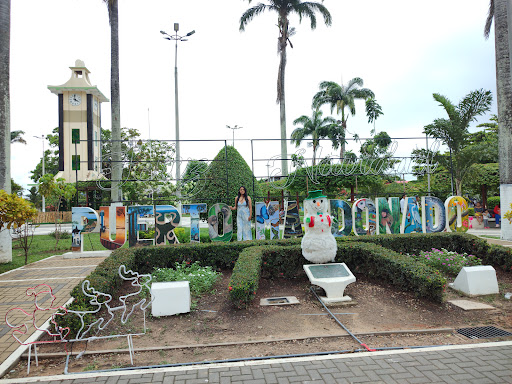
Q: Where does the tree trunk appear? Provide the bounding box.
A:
[340,120,347,160]
[494,0,512,239]
[278,47,288,177]
[109,0,122,203]
[481,184,488,209]
[0,0,12,263]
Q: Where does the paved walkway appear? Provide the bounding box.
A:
[0,253,107,377]
[0,341,511,383]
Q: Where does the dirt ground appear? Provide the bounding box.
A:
[4,269,512,378]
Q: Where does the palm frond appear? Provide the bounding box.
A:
[240,3,269,31]
[484,0,494,39]
[299,2,332,27]
[346,77,364,91]
[458,89,492,128]
[432,93,460,127]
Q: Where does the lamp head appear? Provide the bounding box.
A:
[186,30,195,37]
[174,23,179,32]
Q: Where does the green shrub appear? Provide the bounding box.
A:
[49,230,71,239]
[410,248,482,276]
[228,246,263,309]
[229,241,447,308]
[487,196,500,209]
[151,261,221,296]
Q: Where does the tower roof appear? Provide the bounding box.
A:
[48,59,109,102]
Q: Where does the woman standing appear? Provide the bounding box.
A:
[230,186,252,241]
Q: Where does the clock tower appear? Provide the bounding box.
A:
[48,59,109,183]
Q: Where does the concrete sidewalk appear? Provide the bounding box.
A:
[1,341,511,383]
[0,253,108,378]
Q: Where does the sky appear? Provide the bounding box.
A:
[9,0,497,193]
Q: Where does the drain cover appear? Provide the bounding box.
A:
[456,326,512,339]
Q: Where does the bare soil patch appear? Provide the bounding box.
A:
[4,269,512,378]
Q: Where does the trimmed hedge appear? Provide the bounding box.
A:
[229,242,446,308]
[56,233,511,335]
[343,232,512,271]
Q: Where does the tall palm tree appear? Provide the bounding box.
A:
[239,0,332,176]
[291,109,335,166]
[423,89,492,196]
[0,0,12,262]
[10,130,26,144]
[312,77,376,159]
[103,0,122,203]
[485,0,512,239]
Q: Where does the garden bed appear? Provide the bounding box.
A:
[4,267,512,378]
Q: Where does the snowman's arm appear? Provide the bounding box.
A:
[306,216,314,227]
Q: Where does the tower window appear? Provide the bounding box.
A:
[72,129,80,144]
[72,155,81,171]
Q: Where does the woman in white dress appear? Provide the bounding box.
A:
[230,186,252,241]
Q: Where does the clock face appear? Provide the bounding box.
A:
[69,93,81,106]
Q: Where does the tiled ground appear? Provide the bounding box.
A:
[0,256,106,364]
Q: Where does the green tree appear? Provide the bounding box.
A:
[465,163,500,207]
[38,175,76,249]
[360,131,392,157]
[102,0,122,203]
[0,190,37,231]
[312,77,377,158]
[30,127,59,183]
[240,0,332,177]
[291,109,336,166]
[423,89,492,196]
[285,163,384,198]
[470,114,499,164]
[1,190,38,265]
[181,160,209,198]
[122,139,176,204]
[365,97,384,135]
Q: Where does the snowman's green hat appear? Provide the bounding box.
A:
[305,190,326,200]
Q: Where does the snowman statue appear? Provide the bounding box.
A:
[301,190,337,263]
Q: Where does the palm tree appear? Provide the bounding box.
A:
[239,0,332,176]
[485,0,512,239]
[365,96,384,135]
[102,0,122,203]
[423,89,493,196]
[0,0,12,262]
[291,109,335,166]
[10,130,26,144]
[312,77,376,159]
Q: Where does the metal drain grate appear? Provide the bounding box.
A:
[456,326,512,339]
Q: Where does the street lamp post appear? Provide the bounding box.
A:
[34,135,45,212]
[226,125,243,147]
[161,24,195,198]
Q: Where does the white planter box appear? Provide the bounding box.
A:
[151,281,191,316]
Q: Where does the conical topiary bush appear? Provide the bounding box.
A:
[195,145,262,207]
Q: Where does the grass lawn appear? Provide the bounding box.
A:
[0,232,107,275]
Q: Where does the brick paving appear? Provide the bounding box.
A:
[0,255,107,366]
[1,342,510,383]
